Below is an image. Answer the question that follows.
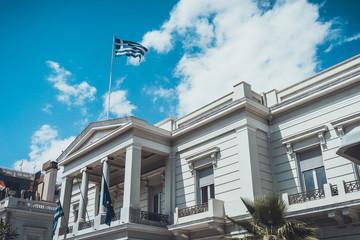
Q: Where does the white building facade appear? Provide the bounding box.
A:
[55,54,360,240]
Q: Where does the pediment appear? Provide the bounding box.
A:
[71,126,119,154]
[58,117,133,162]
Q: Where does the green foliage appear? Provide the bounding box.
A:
[226,193,318,240]
[0,218,18,240]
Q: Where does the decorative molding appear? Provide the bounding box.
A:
[142,179,149,190]
[286,143,294,160]
[318,132,326,147]
[331,112,360,129]
[337,125,345,139]
[282,125,328,145]
[185,147,220,175]
[331,112,360,139]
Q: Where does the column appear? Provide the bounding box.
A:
[164,153,175,223]
[120,145,142,223]
[54,176,73,239]
[78,167,89,222]
[99,157,110,215]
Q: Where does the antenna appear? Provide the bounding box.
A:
[33,163,37,174]
[19,160,24,172]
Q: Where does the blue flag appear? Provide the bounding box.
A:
[103,178,115,226]
[114,38,148,60]
[51,200,64,237]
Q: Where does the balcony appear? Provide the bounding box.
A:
[0,196,56,214]
[169,199,224,234]
[282,180,360,215]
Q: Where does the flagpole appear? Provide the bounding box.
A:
[107,35,115,120]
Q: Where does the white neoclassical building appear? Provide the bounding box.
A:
[55,54,360,240]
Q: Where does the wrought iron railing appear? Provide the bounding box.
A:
[140,211,169,223]
[288,188,325,205]
[78,219,94,230]
[59,226,73,236]
[330,184,339,196]
[112,211,121,222]
[344,179,360,193]
[178,202,208,218]
[100,212,120,224]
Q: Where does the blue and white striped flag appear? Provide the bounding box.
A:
[51,200,64,237]
[115,38,148,60]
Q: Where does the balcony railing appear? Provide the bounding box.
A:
[288,188,325,205]
[112,211,121,222]
[344,179,360,193]
[78,219,94,231]
[59,226,73,236]
[100,211,121,224]
[140,211,169,223]
[330,184,339,196]
[178,202,209,218]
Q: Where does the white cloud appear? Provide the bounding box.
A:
[75,118,89,129]
[344,33,360,43]
[102,90,137,118]
[13,125,75,182]
[46,60,97,108]
[142,0,335,116]
[42,103,53,113]
[144,86,176,103]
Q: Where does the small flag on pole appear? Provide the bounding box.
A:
[103,178,115,226]
[0,180,5,191]
[114,39,148,60]
[51,200,64,237]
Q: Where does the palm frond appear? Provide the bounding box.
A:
[241,197,256,215]
[277,220,318,240]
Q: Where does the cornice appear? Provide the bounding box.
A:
[173,98,269,137]
[271,69,360,115]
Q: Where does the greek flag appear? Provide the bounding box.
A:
[51,200,64,237]
[115,38,148,60]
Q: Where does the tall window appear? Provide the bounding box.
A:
[150,185,162,214]
[198,166,215,204]
[298,147,327,191]
[72,204,79,222]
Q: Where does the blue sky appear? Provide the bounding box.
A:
[0,0,359,175]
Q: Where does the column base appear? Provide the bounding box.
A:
[73,222,79,235]
[120,206,141,223]
[94,215,103,230]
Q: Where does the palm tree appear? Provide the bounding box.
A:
[0,218,18,240]
[226,193,318,240]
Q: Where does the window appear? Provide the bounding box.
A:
[198,166,215,204]
[298,147,327,191]
[150,185,162,214]
[72,204,79,222]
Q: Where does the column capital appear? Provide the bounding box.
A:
[80,167,88,173]
[126,144,142,151]
[61,176,74,181]
[101,156,109,164]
